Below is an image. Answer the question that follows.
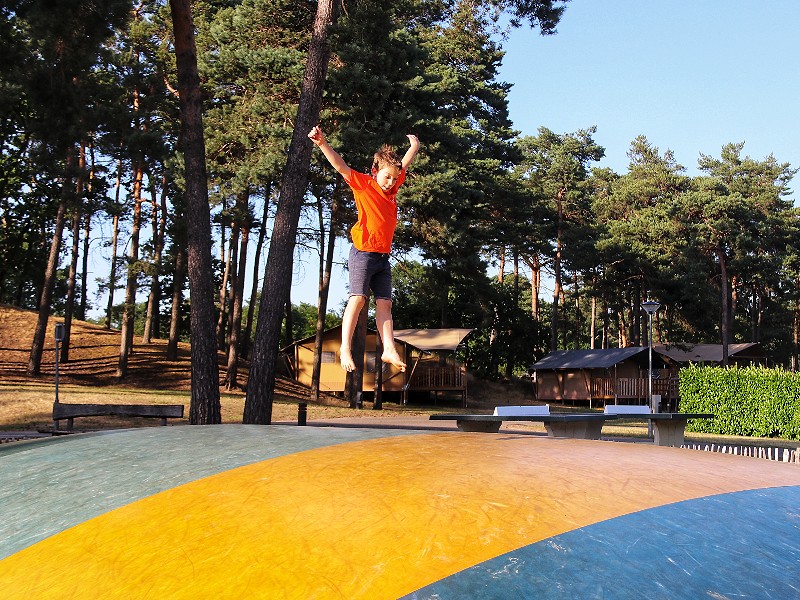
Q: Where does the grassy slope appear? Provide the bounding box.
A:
[0,304,500,430]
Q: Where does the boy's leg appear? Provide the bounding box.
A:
[340,294,367,372]
[375,298,406,372]
[342,245,371,372]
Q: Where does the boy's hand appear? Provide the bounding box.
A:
[402,134,420,171]
[308,125,326,146]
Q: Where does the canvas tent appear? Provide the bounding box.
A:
[284,327,473,405]
[393,328,474,352]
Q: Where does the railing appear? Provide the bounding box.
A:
[408,365,466,390]
[591,377,679,403]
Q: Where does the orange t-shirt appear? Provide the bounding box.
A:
[344,169,406,253]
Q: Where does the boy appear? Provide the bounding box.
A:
[308,125,420,372]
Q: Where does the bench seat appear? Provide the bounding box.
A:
[53,402,185,431]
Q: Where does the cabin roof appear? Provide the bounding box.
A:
[530,347,649,370]
[653,343,763,364]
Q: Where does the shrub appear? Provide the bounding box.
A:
[679,365,800,440]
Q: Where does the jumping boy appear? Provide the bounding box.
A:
[308,125,420,372]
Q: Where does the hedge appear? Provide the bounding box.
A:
[679,365,800,440]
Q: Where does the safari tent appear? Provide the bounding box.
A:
[284,327,473,405]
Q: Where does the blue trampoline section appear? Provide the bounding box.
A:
[406,485,800,600]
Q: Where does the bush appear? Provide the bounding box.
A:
[679,365,800,440]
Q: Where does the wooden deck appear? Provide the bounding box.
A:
[591,377,679,410]
[406,365,468,406]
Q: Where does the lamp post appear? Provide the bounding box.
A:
[641,301,661,425]
[54,322,65,404]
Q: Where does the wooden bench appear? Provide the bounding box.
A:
[430,406,614,439]
[603,405,715,447]
[52,402,185,431]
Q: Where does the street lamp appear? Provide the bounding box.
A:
[641,301,661,421]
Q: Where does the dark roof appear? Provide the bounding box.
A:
[654,343,764,365]
[530,347,650,370]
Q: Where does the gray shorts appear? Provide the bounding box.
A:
[348,245,392,300]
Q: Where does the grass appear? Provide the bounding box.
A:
[0,382,439,432]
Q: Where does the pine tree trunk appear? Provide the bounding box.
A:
[62,138,88,362]
[524,254,541,321]
[225,227,238,351]
[311,185,340,402]
[105,157,123,330]
[79,140,97,321]
[143,175,166,343]
[244,0,339,424]
[61,207,81,363]
[497,246,505,283]
[242,182,271,359]
[224,226,248,389]
[117,160,144,378]
[27,193,69,376]
[216,225,231,350]
[166,246,187,361]
[225,190,250,390]
[170,0,221,423]
[79,211,90,321]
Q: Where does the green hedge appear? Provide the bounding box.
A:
[679,365,800,440]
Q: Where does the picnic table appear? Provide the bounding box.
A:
[603,406,714,447]
[428,412,612,439]
[430,405,715,447]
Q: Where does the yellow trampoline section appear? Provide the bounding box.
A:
[2,431,799,599]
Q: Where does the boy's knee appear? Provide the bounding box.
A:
[348,294,368,309]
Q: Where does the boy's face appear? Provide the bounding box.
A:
[372,166,401,193]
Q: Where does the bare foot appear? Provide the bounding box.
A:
[381,350,406,372]
[340,348,356,372]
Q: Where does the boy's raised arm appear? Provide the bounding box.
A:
[401,134,420,171]
[308,126,351,179]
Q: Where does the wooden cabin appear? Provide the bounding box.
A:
[530,347,676,409]
[284,327,473,406]
[530,343,765,409]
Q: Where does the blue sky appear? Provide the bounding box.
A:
[499,0,800,184]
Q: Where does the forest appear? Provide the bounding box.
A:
[2,0,798,423]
